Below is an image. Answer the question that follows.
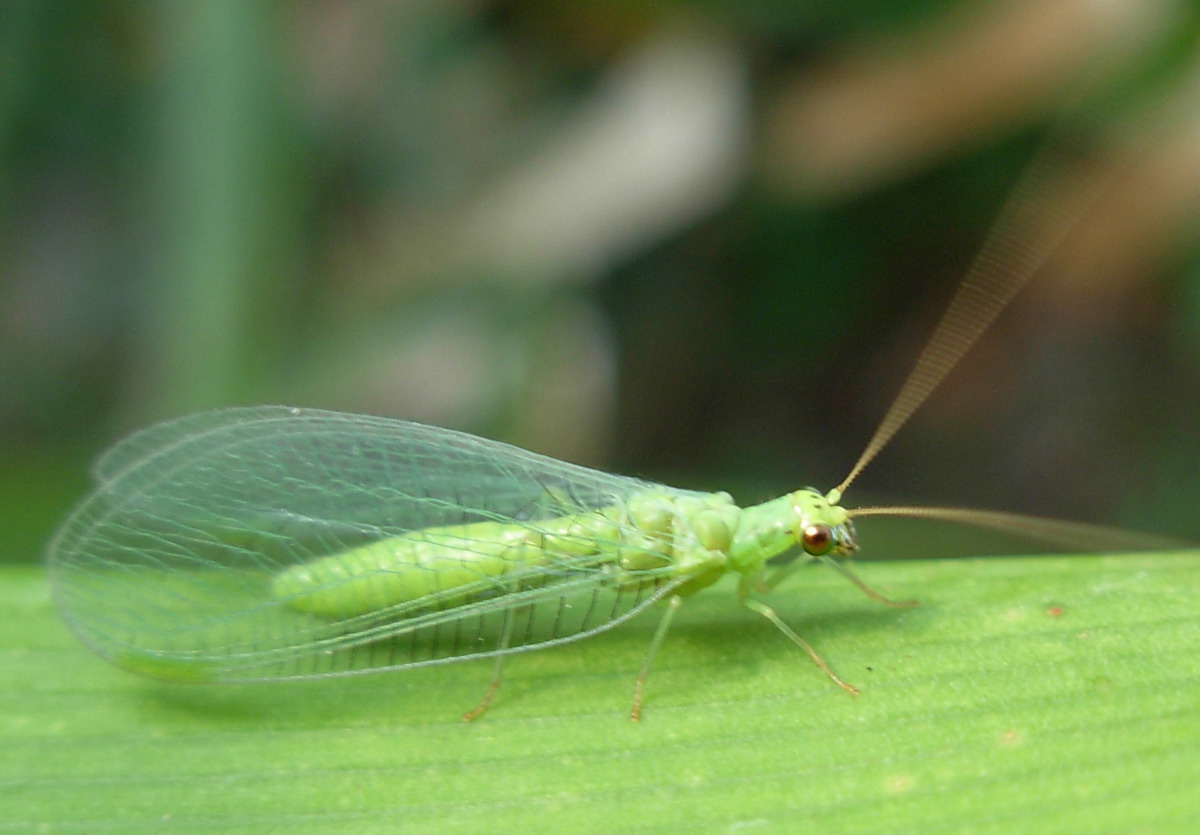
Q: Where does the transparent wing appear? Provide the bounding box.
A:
[48,407,698,682]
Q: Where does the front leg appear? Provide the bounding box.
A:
[736,571,859,696]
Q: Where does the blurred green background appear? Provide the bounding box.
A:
[3,0,1199,567]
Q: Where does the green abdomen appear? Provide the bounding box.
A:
[271,513,618,618]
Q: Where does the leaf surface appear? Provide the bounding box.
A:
[4,552,1198,833]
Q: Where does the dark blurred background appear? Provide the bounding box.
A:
[4,0,1199,566]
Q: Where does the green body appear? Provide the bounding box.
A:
[273,488,856,619]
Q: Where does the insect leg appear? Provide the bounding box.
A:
[818,557,918,608]
[736,573,859,695]
[629,595,683,722]
[462,605,518,722]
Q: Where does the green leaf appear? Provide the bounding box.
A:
[5,552,1198,833]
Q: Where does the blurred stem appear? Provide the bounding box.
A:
[0,2,43,216]
[136,1,297,418]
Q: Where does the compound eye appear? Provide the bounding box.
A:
[801,523,834,556]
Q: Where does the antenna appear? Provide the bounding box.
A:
[835,133,1121,496]
[846,505,1189,553]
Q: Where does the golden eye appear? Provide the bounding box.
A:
[801,524,834,556]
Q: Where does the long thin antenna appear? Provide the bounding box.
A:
[835,133,1120,496]
[847,506,1188,553]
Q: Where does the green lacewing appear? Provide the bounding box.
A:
[46,136,1169,720]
